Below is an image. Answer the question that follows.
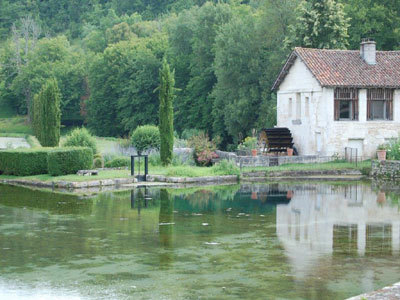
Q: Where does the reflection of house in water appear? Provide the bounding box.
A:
[276,184,400,277]
[239,183,293,205]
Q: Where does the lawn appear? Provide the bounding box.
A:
[0,116,33,135]
[0,160,369,183]
[0,164,234,182]
[0,169,132,182]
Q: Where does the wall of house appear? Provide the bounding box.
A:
[277,57,400,158]
[277,57,322,155]
[325,89,400,158]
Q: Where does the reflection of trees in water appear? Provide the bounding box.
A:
[168,185,240,209]
[159,189,174,268]
[0,185,93,215]
[170,184,290,214]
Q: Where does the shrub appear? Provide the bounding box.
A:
[238,137,258,151]
[131,125,161,154]
[188,133,218,166]
[0,148,51,176]
[93,157,104,168]
[47,147,93,176]
[386,139,400,160]
[104,156,130,168]
[212,159,240,176]
[63,127,98,154]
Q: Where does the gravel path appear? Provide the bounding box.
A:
[348,282,400,300]
[0,137,30,149]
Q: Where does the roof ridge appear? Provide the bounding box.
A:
[294,47,400,53]
[272,47,400,91]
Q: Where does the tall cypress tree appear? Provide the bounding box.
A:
[33,78,61,147]
[158,58,175,166]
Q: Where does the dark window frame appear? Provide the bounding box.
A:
[334,88,359,121]
[367,88,393,121]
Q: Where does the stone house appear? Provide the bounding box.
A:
[272,39,400,158]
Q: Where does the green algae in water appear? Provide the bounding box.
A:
[0,183,400,299]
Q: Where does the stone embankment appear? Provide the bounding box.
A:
[146,174,238,184]
[371,160,400,180]
[0,175,239,190]
[241,169,363,181]
[0,177,137,189]
[347,282,400,300]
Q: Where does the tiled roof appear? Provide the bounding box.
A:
[272,47,400,90]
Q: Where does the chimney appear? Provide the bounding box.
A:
[360,38,376,65]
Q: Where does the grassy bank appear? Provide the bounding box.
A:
[0,160,371,184]
[0,164,235,182]
[0,169,132,182]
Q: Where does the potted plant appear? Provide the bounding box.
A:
[287,148,294,156]
[238,137,258,156]
[377,144,387,161]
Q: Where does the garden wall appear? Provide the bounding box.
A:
[215,150,326,167]
[371,160,400,180]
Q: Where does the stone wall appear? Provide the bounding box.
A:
[371,160,400,179]
[216,150,328,167]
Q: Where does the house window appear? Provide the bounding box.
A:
[296,93,301,119]
[334,88,358,121]
[367,88,393,120]
[305,97,310,117]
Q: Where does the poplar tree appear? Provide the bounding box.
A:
[33,78,61,147]
[158,58,175,166]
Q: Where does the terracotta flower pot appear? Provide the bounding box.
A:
[251,149,257,157]
[377,192,386,204]
[287,148,294,156]
[377,150,386,161]
[251,192,258,200]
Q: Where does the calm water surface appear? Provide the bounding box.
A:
[0,183,400,299]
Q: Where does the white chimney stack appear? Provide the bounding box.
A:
[360,38,376,65]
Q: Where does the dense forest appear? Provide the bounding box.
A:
[0,0,399,149]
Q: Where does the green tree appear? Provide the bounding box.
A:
[212,1,297,147]
[87,37,164,137]
[33,78,61,147]
[342,0,400,50]
[158,58,175,166]
[10,36,86,124]
[131,125,161,154]
[285,0,350,49]
[174,2,232,135]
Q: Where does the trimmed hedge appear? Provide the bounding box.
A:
[0,148,52,176]
[47,147,93,176]
[104,156,130,168]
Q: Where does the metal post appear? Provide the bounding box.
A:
[138,156,141,177]
[356,148,358,167]
[131,155,134,176]
[144,155,148,181]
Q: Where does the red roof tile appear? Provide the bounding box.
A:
[272,47,400,90]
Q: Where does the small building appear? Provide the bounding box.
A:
[272,39,400,158]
